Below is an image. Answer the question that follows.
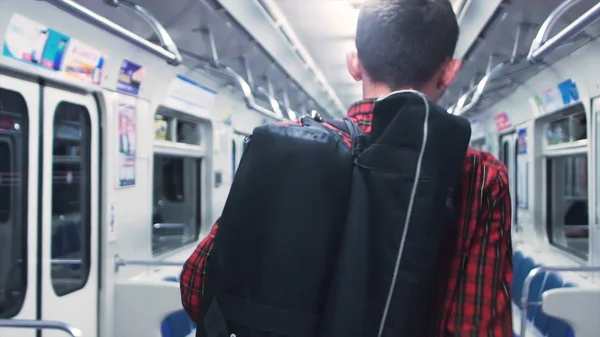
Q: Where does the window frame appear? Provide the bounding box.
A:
[545,153,589,260]
[542,108,589,262]
[151,154,202,255]
[151,108,206,256]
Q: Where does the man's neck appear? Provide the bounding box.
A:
[362,82,438,102]
[362,83,394,100]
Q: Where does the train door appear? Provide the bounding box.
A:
[500,132,517,225]
[40,86,99,337]
[0,74,40,337]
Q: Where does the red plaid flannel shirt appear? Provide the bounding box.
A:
[180,99,513,336]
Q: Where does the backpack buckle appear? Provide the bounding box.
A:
[352,135,368,156]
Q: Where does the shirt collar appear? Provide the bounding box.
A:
[347,98,377,118]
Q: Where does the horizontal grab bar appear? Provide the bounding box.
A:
[520,265,600,337]
[153,223,186,229]
[114,254,185,272]
[0,319,83,337]
[51,259,83,265]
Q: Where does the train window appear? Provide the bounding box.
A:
[177,120,201,145]
[152,154,201,255]
[546,154,588,259]
[50,102,92,297]
[545,112,587,146]
[0,88,27,318]
[571,112,587,141]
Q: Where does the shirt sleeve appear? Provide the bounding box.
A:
[180,221,219,323]
[447,165,513,336]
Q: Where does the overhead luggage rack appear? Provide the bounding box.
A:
[36,0,182,65]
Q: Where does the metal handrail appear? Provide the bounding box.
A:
[222,67,285,121]
[256,86,284,118]
[37,0,182,65]
[0,319,83,337]
[279,88,298,120]
[114,254,185,272]
[106,0,182,64]
[455,62,507,115]
[519,265,600,337]
[528,0,600,62]
[178,30,284,121]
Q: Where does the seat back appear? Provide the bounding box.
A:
[533,272,563,334]
[513,257,535,305]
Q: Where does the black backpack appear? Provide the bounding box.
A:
[197,91,471,337]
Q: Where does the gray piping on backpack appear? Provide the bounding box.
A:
[376,89,431,337]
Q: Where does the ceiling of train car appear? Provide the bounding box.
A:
[273,0,362,107]
[439,0,600,115]
[270,0,600,115]
[75,0,338,116]
[68,0,599,119]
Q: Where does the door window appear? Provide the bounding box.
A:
[0,88,28,318]
[50,102,92,296]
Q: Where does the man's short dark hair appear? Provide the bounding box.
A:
[356,0,459,89]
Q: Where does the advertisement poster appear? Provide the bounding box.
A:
[62,39,105,85]
[528,95,544,116]
[557,78,580,105]
[494,111,512,132]
[540,86,562,113]
[117,59,145,96]
[117,102,136,187]
[517,128,527,154]
[154,118,168,140]
[3,13,53,66]
[2,13,105,84]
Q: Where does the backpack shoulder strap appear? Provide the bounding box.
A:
[327,118,363,137]
[327,118,368,155]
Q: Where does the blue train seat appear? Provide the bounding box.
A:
[164,275,179,282]
[161,310,196,337]
[512,256,535,306]
[533,272,563,333]
[511,251,576,337]
[161,275,196,337]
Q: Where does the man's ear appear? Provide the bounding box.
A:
[346,51,362,82]
[437,59,462,91]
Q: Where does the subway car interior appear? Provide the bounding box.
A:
[0,0,599,336]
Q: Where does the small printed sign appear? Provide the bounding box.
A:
[116,102,136,187]
[164,75,217,119]
[494,111,512,132]
[117,59,144,96]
